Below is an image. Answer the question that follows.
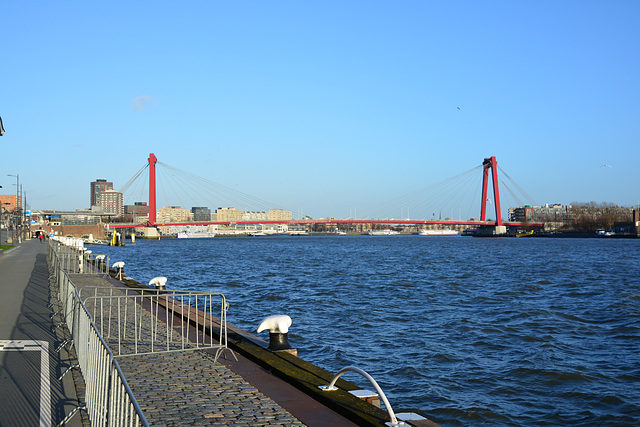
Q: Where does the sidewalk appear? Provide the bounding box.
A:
[0,240,86,426]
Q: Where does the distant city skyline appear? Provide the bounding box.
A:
[1,2,638,218]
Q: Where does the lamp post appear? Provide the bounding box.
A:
[7,174,19,243]
[0,202,10,245]
[0,202,9,245]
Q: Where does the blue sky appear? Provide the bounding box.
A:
[2,1,639,219]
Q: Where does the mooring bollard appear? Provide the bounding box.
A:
[149,276,167,289]
[112,261,125,280]
[257,315,296,356]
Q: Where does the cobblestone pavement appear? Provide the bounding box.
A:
[117,351,306,426]
[69,274,307,426]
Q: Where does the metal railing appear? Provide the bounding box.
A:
[320,366,403,427]
[48,242,148,427]
[49,238,110,275]
[79,287,234,362]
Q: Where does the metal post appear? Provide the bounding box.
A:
[7,174,18,243]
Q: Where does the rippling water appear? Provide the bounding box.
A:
[94,236,640,426]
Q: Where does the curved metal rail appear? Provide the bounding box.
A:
[319,366,404,427]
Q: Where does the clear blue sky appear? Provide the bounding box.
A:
[2,1,639,219]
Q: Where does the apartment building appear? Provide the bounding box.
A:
[215,207,245,222]
[268,209,293,221]
[99,190,124,216]
[91,179,113,208]
[157,206,192,223]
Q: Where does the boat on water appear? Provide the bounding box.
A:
[516,230,534,237]
[419,229,458,236]
[177,231,217,238]
[367,229,400,236]
[83,238,109,245]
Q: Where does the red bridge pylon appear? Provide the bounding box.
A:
[148,153,158,226]
[480,156,502,226]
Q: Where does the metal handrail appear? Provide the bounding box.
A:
[48,241,149,427]
[320,366,404,427]
[80,289,234,362]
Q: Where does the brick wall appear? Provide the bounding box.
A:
[49,224,107,239]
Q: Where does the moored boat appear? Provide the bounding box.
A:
[419,229,458,236]
[366,229,400,235]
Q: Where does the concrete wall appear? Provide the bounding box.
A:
[49,223,107,239]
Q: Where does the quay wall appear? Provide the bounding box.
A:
[104,264,440,427]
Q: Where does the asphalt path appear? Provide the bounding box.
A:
[0,240,84,426]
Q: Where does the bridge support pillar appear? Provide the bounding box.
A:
[143,227,161,240]
[475,225,507,236]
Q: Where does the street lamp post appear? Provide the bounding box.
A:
[0,202,9,245]
[7,174,19,243]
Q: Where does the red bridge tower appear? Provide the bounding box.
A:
[148,153,157,226]
[480,156,503,226]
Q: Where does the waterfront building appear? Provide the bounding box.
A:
[90,179,113,208]
[0,194,22,212]
[156,206,192,223]
[215,207,245,222]
[509,204,570,224]
[191,207,211,222]
[268,209,293,221]
[99,190,124,217]
[243,211,268,221]
[125,202,149,222]
[509,203,637,232]
[39,209,104,225]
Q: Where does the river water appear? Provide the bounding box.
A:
[93,235,639,426]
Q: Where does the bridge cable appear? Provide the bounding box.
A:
[498,166,538,206]
[119,163,148,194]
[156,161,284,212]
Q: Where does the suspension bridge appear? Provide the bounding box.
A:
[107,154,543,235]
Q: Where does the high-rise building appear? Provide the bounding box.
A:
[91,179,113,208]
[99,190,124,216]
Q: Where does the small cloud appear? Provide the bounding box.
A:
[132,95,158,111]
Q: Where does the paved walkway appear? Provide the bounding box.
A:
[0,240,87,426]
[69,273,357,426]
